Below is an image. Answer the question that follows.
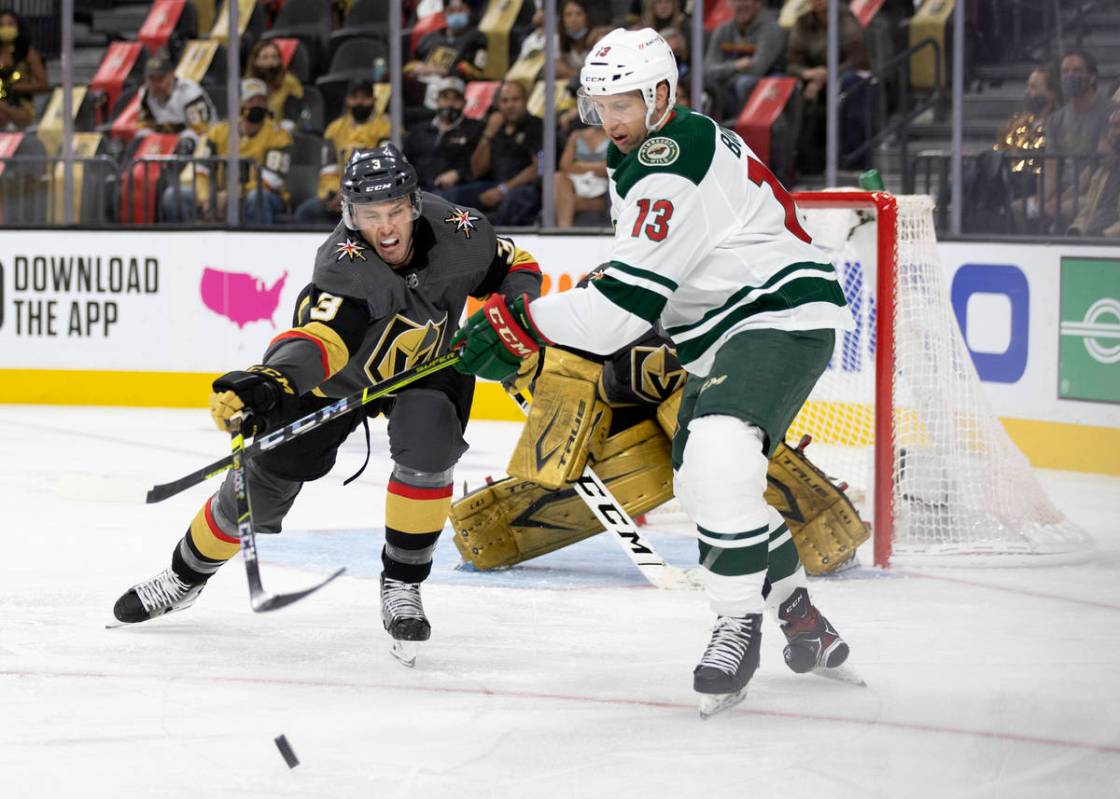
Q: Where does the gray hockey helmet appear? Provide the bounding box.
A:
[340,143,422,230]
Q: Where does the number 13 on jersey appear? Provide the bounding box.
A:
[631,198,675,241]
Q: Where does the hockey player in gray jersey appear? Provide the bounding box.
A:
[112,144,542,666]
[453,29,856,715]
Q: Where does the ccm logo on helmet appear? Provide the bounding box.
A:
[485,305,535,357]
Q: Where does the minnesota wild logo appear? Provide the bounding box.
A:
[638,137,679,167]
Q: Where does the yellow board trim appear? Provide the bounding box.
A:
[1,370,1115,475]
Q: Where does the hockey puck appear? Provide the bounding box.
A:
[274,734,299,769]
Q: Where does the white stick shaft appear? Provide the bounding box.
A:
[511,390,695,590]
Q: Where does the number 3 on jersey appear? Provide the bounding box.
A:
[631,198,674,242]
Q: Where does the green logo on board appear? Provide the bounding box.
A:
[1058,257,1120,403]
[637,137,679,167]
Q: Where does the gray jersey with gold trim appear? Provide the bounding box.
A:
[261,192,542,399]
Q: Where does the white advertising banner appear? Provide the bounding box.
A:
[0,230,1117,432]
[0,230,320,371]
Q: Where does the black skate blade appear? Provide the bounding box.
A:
[390,640,418,668]
[698,688,748,719]
[250,567,346,613]
[812,663,866,686]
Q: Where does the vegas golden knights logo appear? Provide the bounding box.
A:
[365,313,448,383]
[631,344,686,403]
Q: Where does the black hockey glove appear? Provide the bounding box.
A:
[209,365,297,436]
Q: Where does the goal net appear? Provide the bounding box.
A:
[783,191,1089,566]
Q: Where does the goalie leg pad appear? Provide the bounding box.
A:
[451,419,674,570]
[655,387,682,439]
[507,349,612,490]
[763,441,870,575]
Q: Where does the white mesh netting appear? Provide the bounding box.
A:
[786,193,1089,563]
[644,193,1089,565]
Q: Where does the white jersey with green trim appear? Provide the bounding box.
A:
[530,106,853,377]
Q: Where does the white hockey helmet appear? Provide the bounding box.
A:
[578,27,678,131]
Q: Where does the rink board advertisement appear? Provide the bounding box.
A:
[0,230,1116,473]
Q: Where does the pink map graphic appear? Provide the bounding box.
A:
[199,267,288,328]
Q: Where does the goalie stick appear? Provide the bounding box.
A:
[229,422,345,612]
[146,352,462,504]
[510,390,699,591]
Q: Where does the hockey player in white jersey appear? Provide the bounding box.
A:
[453,27,856,717]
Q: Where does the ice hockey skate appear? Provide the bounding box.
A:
[777,587,864,686]
[380,574,430,668]
[109,567,205,627]
[693,614,763,718]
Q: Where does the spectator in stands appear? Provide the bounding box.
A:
[445,79,542,226]
[0,8,47,130]
[703,0,786,122]
[1049,51,1116,156]
[555,0,604,81]
[1068,109,1120,237]
[405,0,489,109]
[1042,50,1118,226]
[245,40,305,132]
[162,79,293,225]
[995,63,1060,160]
[967,63,1060,233]
[787,0,870,174]
[403,76,484,199]
[296,78,391,224]
[638,0,689,35]
[554,120,608,227]
[137,49,216,137]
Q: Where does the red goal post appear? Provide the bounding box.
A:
[793,191,897,567]
[786,190,1088,568]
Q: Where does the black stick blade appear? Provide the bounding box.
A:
[250,567,347,613]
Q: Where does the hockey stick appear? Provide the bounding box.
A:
[510,390,699,590]
[229,422,345,612]
[147,352,462,504]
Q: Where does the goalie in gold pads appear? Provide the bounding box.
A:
[450,317,868,577]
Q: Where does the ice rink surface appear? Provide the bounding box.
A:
[2,406,1118,798]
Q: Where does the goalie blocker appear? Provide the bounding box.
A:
[449,340,869,576]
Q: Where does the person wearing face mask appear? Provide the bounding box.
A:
[162,79,293,224]
[973,64,1061,233]
[1042,50,1118,227]
[995,64,1060,164]
[405,0,489,108]
[444,79,543,226]
[245,40,306,132]
[403,76,484,199]
[297,79,391,224]
[1068,110,1120,238]
[0,8,46,130]
[555,0,604,81]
